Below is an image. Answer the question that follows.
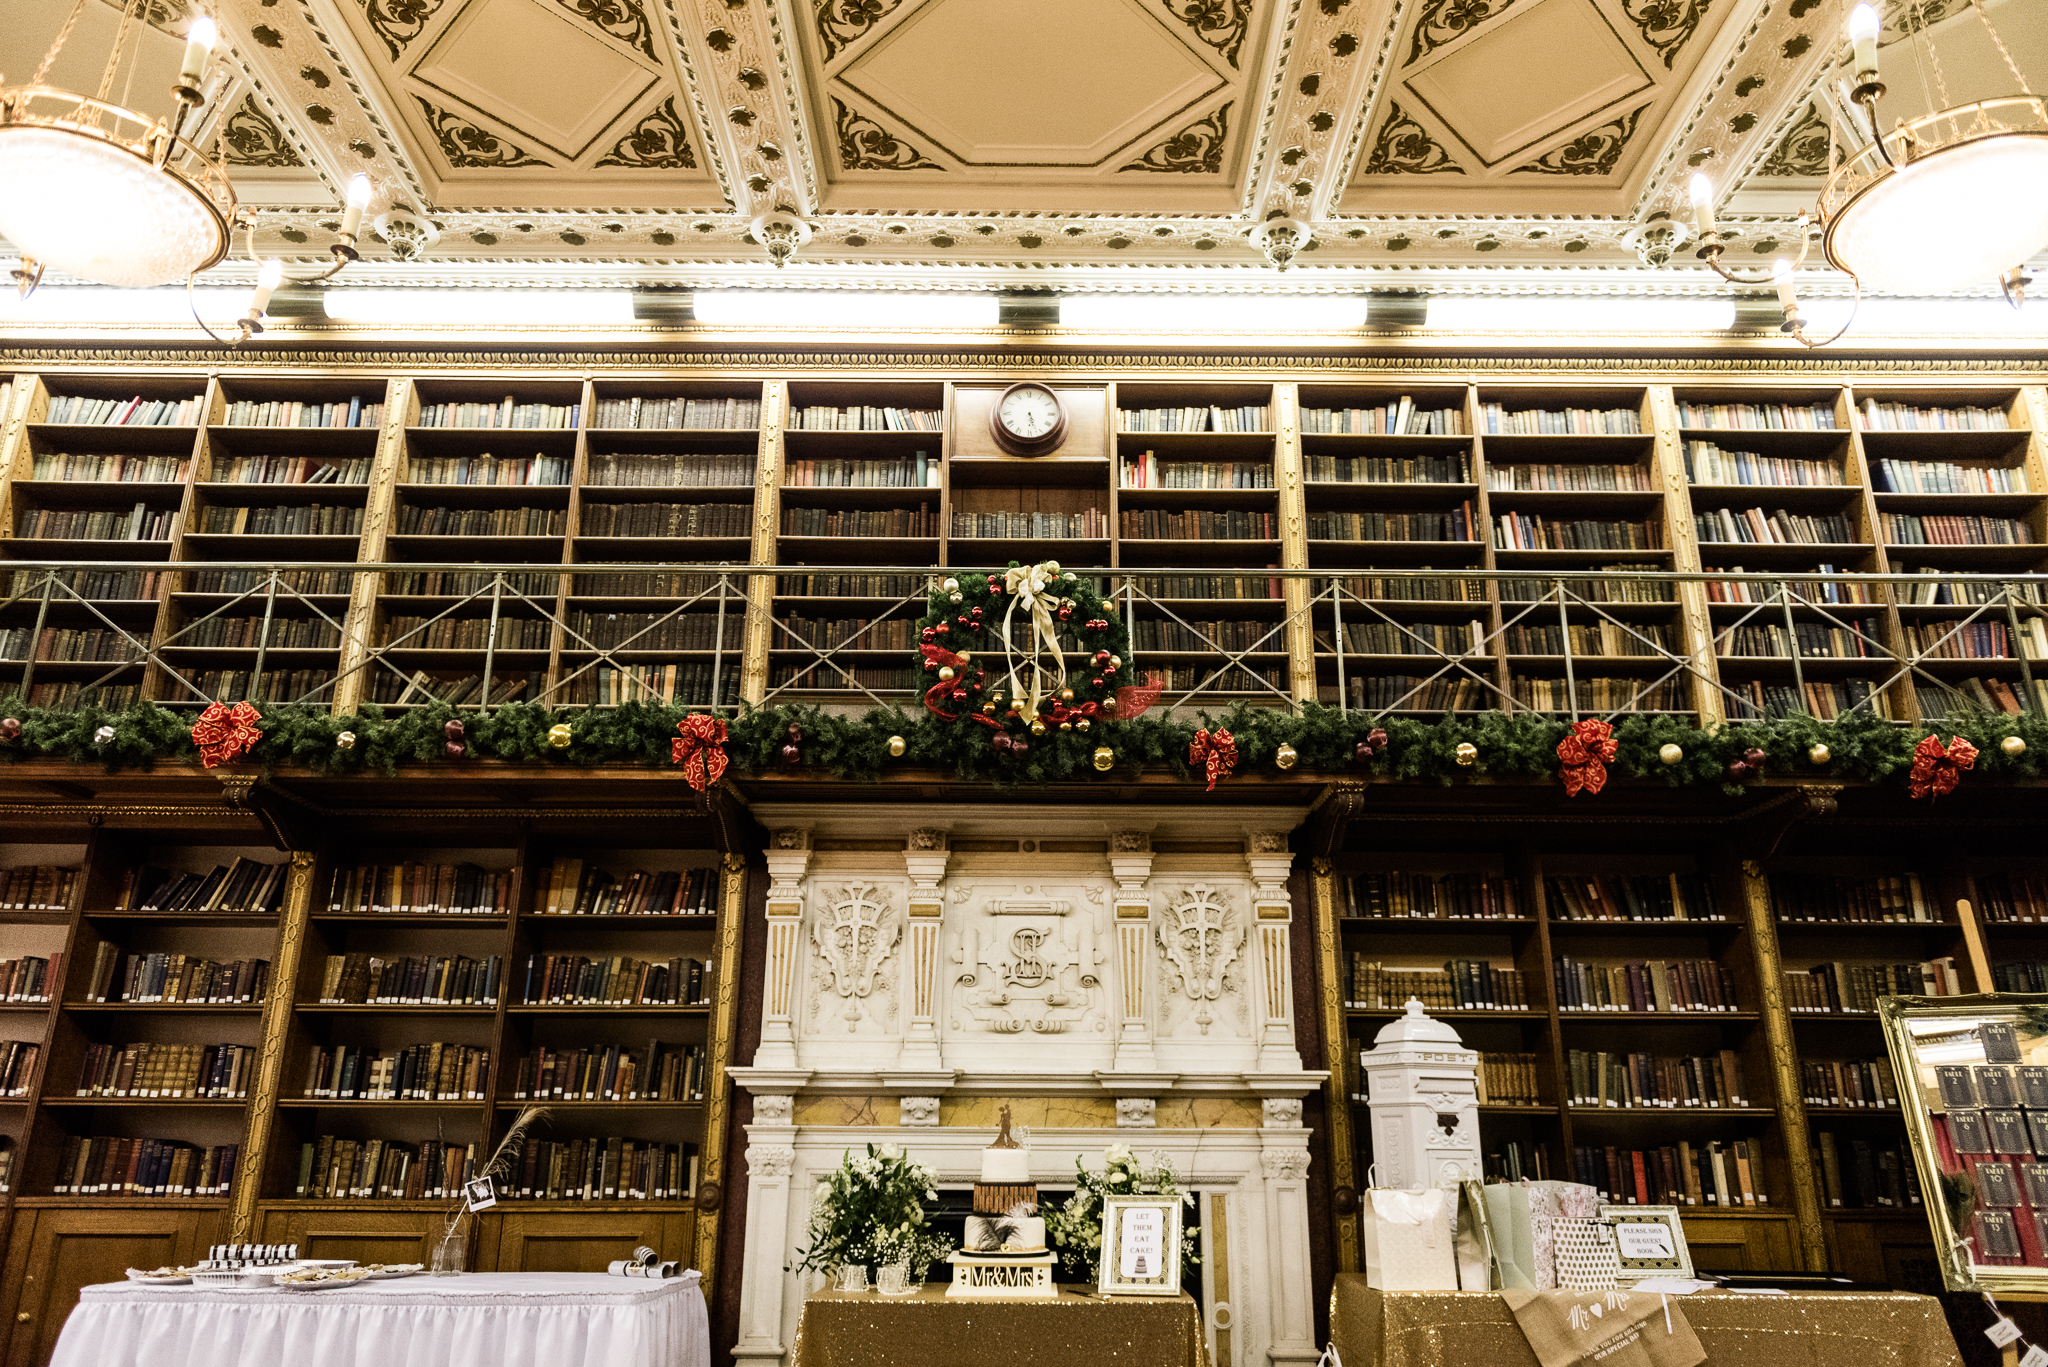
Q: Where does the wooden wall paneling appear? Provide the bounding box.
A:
[490,1207,692,1273]
[5,1205,222,1367]
[253,1202,443,1266]
[1681,1211,1799,1275]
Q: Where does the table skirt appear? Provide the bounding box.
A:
[790,1284,1207,1367]
[51,1271,709,1367]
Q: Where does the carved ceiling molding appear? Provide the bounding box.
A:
[1160,0,1254,69]
[1621,0,1708,69]
[222,91,308,167]
[1407,0,1519,65]
[1362,102,1462,175]
[660,0,817,217]
[94,0,193,31]
[1325,0,1440,212]
[555,0,661,62]
[416,96,551,167]
[360,0,446,61]
[597,95,699,169]
[650,0,742,209]
[1514,104,1648,177]
[833,98,942,171]
[1754,100,1833,178]
[815,0,907,62]
[1240,0,1375,227]
[1122,103,1232,174]
[1625,0,1839,223]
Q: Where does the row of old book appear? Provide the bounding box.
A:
[0,954,59,1003]
[76,1041,252,1098]
[1345,958,1531,1012]
[54,1136,237,1196]
[519,954,711,1007]
[326,861,514,915]
[296,1135,472,1200]
[316,952,503,1007]
[1815,1133,1921,1209]
[1769,871,1931,921]
[1573,1141,1765,1208]
[1554,958,1739,1013]
[84,946,268,1003]
[1802,1057,1901,1109]
[1566,1049,1749,1109]
[506,1135,699,1201]
[0,1042,37,1097]
[196,504,364,536]
[125,859,289,914]
[1545,873,1722,921]
[303,1043,490,1101]
[1782,959,1964,1013]
[535,859,721,916]
[510,1042,709,1102]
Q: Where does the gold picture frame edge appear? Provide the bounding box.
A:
[1097,1193,1186,1297]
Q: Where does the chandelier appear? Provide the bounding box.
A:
[0,2,369,342]
[1688,1,2048,346]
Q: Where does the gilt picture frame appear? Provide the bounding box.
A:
[1098,1195,1183,1296]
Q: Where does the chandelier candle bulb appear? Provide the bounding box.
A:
[340,174,372,242]
[1849,3,1880,84]
[1689,174,1717,240]
[247,259,284,319]
[179,18,216,91]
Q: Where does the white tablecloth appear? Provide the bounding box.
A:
[50,1271,709,1367]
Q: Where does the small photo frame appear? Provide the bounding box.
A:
[464,1176,497,1212]
[1978,1161,2024,1209]
[1951,1110,1992,1155]
[1980,1210,2025,1259]
[1984,1023,2024,1064]
[1981,1068,2020,1110]
[1098,1195,1184,1297]
[2019,1067,2048,1109]
[1992,1110,2034,1156]
[1598,1205,1693,1283]
[1939,1066,1981,1110]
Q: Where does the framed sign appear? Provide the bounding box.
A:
[1098,1195,1183,1296]
[1597,1205,1693,1283]
[1881,994,2048,1294]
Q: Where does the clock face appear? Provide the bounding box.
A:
[998,386,1061,440]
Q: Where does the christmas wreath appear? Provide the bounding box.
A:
[915,561,1153,750]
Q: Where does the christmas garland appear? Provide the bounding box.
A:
[0,691,2043,797]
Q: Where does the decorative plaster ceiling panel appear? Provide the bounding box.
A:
[1404,0,1650,166]
[836,0,1227,167]
[409,0,662,162]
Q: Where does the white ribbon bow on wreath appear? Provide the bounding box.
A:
[1001,560,1069,723]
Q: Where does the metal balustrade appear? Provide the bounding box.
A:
[2,560,2045,725]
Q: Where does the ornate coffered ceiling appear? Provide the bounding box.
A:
[3,0,2042,291]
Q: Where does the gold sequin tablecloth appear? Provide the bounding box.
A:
[789,1285,1207,1367]
[1329,1276,1962,1367]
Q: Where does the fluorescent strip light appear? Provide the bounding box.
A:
[1061,294,1371,330]
[0,287,249,323]
[1426,297,1738,331]
[691,291,998,327]
[1844,298,2048,332]
[321,290,635,324]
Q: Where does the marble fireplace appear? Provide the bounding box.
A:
[729,803,1326,1367]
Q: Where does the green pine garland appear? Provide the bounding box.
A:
[1,691,2042,793]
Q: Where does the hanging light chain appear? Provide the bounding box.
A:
[95,0,147,104]
[29,0,89,87]
[1972,0,2033,94]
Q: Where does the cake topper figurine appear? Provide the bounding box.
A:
[994,1103,1020,1149]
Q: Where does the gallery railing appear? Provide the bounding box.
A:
[1,561,2044,724]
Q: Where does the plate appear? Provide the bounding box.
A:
[295,1259,357,1271]
[362,1265,421,1280]
[125,1270,191,1285]
[277,1269,371,1289]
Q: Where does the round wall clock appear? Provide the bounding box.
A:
[989,382,1068,456]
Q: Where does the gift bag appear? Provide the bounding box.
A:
[1452,1180,1497,1292]
[1503,1287,1706,1367]
[1553,1219,1620,1291]
[1361,1187,1458,1291]
[1482,1181,1602,1290]
[1484,1183,1536,1289]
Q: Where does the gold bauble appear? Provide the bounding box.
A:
[1092,746,1115,771]
[938,666,956,682]
[955,651,971,665]
[1275,742,1299,770]
[2004,735,2027,757]
[1808,743,1832,765]
[1454,742,1478,767]
[949,592,964,604]
[547,723,574,750]
[1060,687,1075,702]
[1101,697,1117,712]
[887,734,907,758]
[1658,743,1683,765]
[941,577,960,593]
[1030,719,1048,736]
[1059,721,1073,732]
[1075,718,1091,732]
[982,702,998,716]
[1043,560,1062,576]
[1008,698,1024,713]
[1109,654,1122,668]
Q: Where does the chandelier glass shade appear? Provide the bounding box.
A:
[1821,97,2048,296]
[0,87,234,288]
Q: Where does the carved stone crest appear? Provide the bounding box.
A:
[810,884,900,1031]
[1157,884,1245,1035]
[899,1096,940,1126]
[1116,1097,1158,1128]
[950,889,1105,1035]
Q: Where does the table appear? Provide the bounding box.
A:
[789,1284,1207,1367]
[1329,1276,1963,1367]
[49,1271,709,1367]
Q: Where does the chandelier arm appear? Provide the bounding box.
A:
[238,216,361,289]
[185,272,251,349]
[1697,218,1813,285]
[1786,276,1864,350]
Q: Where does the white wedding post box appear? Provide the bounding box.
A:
[1359,998,1484,1189]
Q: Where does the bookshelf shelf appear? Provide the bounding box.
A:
[61,1003,260,1015]
[295,1005,498,1016]
[41,1098,243,1109]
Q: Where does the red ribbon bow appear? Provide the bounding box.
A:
[191,701,262,769]
[1909,733,1978,800]
[1188,727,1238,792]
[1115,673,1164,721]
[670,714,729,792]
[920,643,996,727]
[1556,718,1618,797]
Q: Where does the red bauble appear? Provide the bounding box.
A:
[1011,738,1029,757]
[971,606,984,618]
[443,719,465,740]
[950,689,967,703]
[444,741,466,758]
[1354,741,1374,763]
[780,742,802,767]
[991,733,1014,753]
[0,718,19,741]
[920,627,935,642]
[934,623,949,634]
[1726,760,1749,779]
[1743,747,1767,767]
[1092,676,1104,688]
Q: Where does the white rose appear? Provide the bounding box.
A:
[878,1143,902,1161]
[1105,1144,1134,1166]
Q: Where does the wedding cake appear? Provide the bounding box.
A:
[964,1106,1044,1253]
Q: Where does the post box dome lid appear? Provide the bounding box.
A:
[1370,998,1465,1048]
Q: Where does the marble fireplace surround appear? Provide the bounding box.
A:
[729,803,1326,1367]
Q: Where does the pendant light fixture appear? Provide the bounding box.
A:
[1688,1,2048,346]
[0,1,371,343]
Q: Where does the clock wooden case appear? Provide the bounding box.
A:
[988,381,1069,456]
